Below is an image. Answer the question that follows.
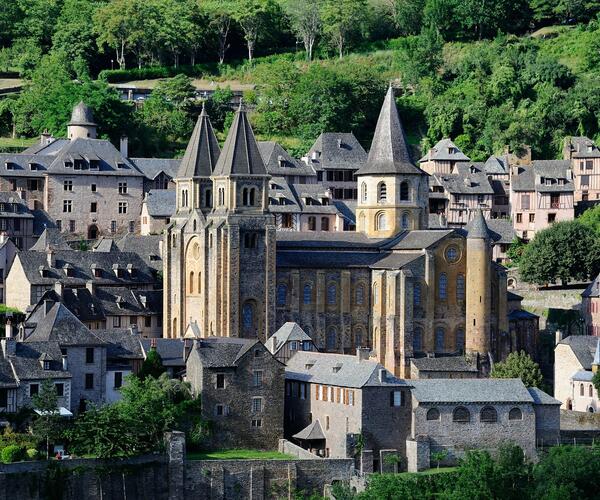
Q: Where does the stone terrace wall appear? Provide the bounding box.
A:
[184,459,354,499]
[278,439,321,459]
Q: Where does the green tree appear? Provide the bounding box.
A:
[578,205,600,235]
[384,0,425,36]
[592,370,600,395]
[519,220,600,285]
[203,0,236,64]
[31,379,62,459]
[491,351,544,388]
[282,0,321,60]
[206,86,235,131]
[321,0,368,59]
[15,0,62,52]
[230,0,277,62]
[138,346,167,380]
[506,237,526,266]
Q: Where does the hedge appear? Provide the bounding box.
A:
[1,445,24,463]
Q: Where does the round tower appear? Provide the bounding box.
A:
[67,101,97,139]
[465,209,491,356]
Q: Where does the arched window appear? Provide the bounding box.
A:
[242,187,248,206]
[303,283,312,304]
[426,408,440,421]
[355,285,364,305]
[189,271,195,294]
[197,272,202,294]
[205,188,212,207]
[413,282,421,306]
[435,327,445,352]
[508,408,522,420]
[361,182,367,202]
[401,212,410,230]
[242,302,255,333]
[456,328,465,352]
[249,188,256,206]
[400,181,409,201]
[373,283,379,305]
[580,383,584,396]
[376,212,387,231]
[413,327,422,352]
[456,275,465,301]
[453,406,470,422]
[277,284,287,306]
[172,234,177,248]
[480,406,497,423]
[438,273,447,300]
[326,328,336,350]
[378,182,387,202]
[590,385,594,397]
[354,329,363,347]
[327,284,337,305]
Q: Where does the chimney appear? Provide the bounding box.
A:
[0,232,6,244]
[40,130,53,146]
[555,329,563,345]
[86,280,95,295]
[5,319,13,339]
[62,355,68,371]
[54,281,63,297]
[1,337,15,357]
[120,135,128,157]
[378,368,387,383]
[46,247,55,268]
[158,239,164,257]
[44,299,54,316]
[356,347,370,362]
[128,324,139,336]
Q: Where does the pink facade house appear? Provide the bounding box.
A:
[563,137,600,203]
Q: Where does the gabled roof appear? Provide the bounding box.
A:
[190,337,260,368]
[115,233,163,271]
[293,420,326,441]
[177,105,220,178]
[92,237,118,253]
[131,158,180,180]
[565,136,600,159]
[527,387,561,405]
[25,303,105,346]
[473,218,514,244]
[419,138,470,163]
[212,103,266,177]
[286,351,409,388]
[30,228,71,252]
[305,132,367,171]
[557,335,599,370]
[582,273,600,298]
[11,341,72,381]
[140,338,186,367]
[356,86,422,176]
[410,356,478,373]
[266,323,313,355]
[92,329,144,361]
[258,141,316,177]
[144,190,176,218]
[411,378,533,403]
[483,155,509,174]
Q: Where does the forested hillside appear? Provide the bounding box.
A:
[0,1,599,159]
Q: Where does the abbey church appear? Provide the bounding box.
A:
[163,87,508,377]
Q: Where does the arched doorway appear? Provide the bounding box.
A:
[88,224,99,240]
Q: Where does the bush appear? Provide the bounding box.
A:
[98,63,220,83]
[26,448,39,460]
[1,445,24,463]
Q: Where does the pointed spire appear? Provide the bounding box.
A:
[467,209,490,239]
[177,107,221,179]
[212,102,267,177]
[356,86,421,176]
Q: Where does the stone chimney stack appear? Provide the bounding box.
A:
[62,355,68,371]
[5,319,13,339]
[46,247,55,268]
[86,280,95,295]
[54,281,63,297]
[120,135,129,157]
[356,347,370,362]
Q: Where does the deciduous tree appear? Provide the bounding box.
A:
[282,0,321,60]
[321,0,368,59]
[491,351,544,388]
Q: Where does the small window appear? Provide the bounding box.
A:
[303,284,312,305]
[252,397,263,413]
[308,216,316,231]
[216,373,225,389]
[438,273,447,300]
[327,284,337,305]
[391,390,403,407]
[413,282,421,306]
[118,182,128,194]
[91,184,97,192]
[426,408,440,420]
[413,327,422,352]
[480,406,497,423]
[321,217,330,231]
[453,406,470,422]
[114,372,123,389]
[86,347,94,364]
[355,285,364,305]
[253,370,263,388]
[361,182,367,202]
[251,418,262,428]
[90,202,97,213]
[85,373,94,390]
[378,182,387,202]
[435,327,445,351]
[456,275,465,301]
[64,180,73,191]
[508,408,522,420]
[63,200,72,213]
[277,283,287,306]
[118,202,128,214]
[400,181,409,201]
[29,383,39,396]
[55,383,64,397]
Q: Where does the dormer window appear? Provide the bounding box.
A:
[39,266,49,278]
[29,163,38,171]
[117,162,126,169]
[116,296,124,308]
[63,264,73,277]
[337,139,343,148]
[448,147,455,154]
[588,145,593,152]
[277,155,286,168]
[91,264,102,278]
[332,363,342,373]
[64,161,72,168]
[305,362,315,370]
[113,264,124,278]
[89,160,99,169]
[139,295,147,308]
[127,263,136,277]
[43,360,50,370]
[5,162,14,170]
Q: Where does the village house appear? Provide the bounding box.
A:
[265,322,317,364]
[141,190,176,235]
[259,141,317,185]
[419,138,471,176]
[563,136,600,203]
[582,273,600,336]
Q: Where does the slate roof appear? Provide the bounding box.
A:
[92,237,118,253]
[276,231,393,250]
[482,218,515,244]
[527,387,561,405]
[189,337,259,368]
[467,210,490,239]
[92,329,144,361]
[557,335,599,370]
[17,249,157,286]
[419,138,470,163]
[410,378,533,403]
[30,228,71,251]
[144,190,176,217]
[131,158,180,180]
[305,133,367,171]
[565,136,600,159]
[141,338,187,367]
[266,323,313,355]
[0,356,18,388]
[212,103,266,176]
[25,303,106,346]
[269,177,301,213]
[389,230,454,250]
[276,250,422,270]
[582,273,600,298]
[511,162,574,193]
[177,105,220,178]
[115,233,163,271]
[293,420,325,441]
[508,309,539,320]
[0,193,33,220]
[10,341,72,381]
[69,101,96,126]
[22,139,70,156]
[259,141,316,177]
[410,356,478,373]
[0,153,53,177]
[286,351,409,388]
[356,86,422,176]
[435,166,495,195]
[483,155,510,175]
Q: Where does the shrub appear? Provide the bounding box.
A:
[1,445,24,463]
[26,448,39,460]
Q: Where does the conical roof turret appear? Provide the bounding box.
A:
[212,101,267,176]
[69,101,96,126]
[467,209,490,239]
[177,103,221,178]
[356,86,422,176]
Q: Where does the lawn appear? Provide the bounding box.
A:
[187,449,294,461]
[0,136,37,150]
[398,466,459,477]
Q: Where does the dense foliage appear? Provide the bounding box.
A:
[356,444,600,500]
[491,351,544,388]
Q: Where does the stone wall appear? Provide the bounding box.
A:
[278,439,320,459]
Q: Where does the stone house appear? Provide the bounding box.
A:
[130,157,179,194]
[141,190,176,235]
[407,378,560,470]
[265,322,317,364]
[0,192,36,250]
[582,273,600,336]
[419,138,470,176]
[563,136,600,203]
[510,161,574,241]
[285,350,412,468]
[302,133,367,200]
[259,141,317,185]
[0,235,17,304]
[186,337,285,450]
[505,291,539,361]
[5,246,158,312]
[554,335,600,412]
